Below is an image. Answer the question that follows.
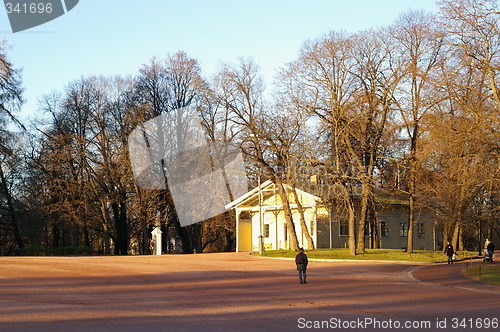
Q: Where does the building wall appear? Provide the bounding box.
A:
[378,209,435,250]
[317,206,435,250]
[235,184,437,252]
[250,208,318,251]
[293,209,317,250]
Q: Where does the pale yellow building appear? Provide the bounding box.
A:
[226,180,436,252]
[225,180,328,252]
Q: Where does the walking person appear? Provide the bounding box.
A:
[444,241,455,264]
[487,241,495,263]
[484,238,491,262]
[295,248,308,284]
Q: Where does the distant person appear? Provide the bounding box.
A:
[149,239,154,254]
[444,242,455,264]
[487,241,495,263]
[295,248,308,284]
[484,238,491,260]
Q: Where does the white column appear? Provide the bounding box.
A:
[235,208,240,252]
[151,227,163,255]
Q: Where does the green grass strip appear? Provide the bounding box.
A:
[259,248,479,263]
[464,264,500,285]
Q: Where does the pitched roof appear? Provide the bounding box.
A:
[225,180,321,210]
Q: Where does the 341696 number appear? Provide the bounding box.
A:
[451,318,499,329]
[5,2,53,14]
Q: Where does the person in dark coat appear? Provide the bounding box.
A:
[444,242,455,264]
[295,248,308,284]
[487,241,495,263]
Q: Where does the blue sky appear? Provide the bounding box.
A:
[0,0,438,121]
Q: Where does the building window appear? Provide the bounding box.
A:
[380,221,390,237]
[339,219,349,236]
[399,221,408,237]
[417,222,425,238]
[263,224,270,238]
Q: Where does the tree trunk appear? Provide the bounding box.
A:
[72,224,79,247]
[407,147,417,253]
[442,218,453,250]
[451,222,460,251]
[112,199,128,255]
[407,193,415,253]
[0,164,24,250]
[98,201,112,255]
[52,222,60,248]
[164,196,193,254]
[160,158,193,254]
[142,223,150,255]
[348,204,356,256]
[275,182,299,251]
[458,223,464,251]
[103,223,110,255]
[83,223,90,251]
[370,202,379,249]
[187,223,202,253]
[338,182,357,256]
[356,177,371,253]
[291,188,315,249]
[223,211,235,252]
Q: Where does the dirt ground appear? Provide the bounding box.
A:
[0,252,498,331]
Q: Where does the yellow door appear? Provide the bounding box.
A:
[238,222,252,251]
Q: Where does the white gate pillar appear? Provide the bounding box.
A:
[151,227,163,255]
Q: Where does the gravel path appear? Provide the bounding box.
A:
[0,253,498,331]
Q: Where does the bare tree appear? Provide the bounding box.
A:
[419,108,499,250]
[438,0,500,112]
[215,58,301,251]
[389,10,444,253]
[421,6,500,249]
[133,52,208,253]
[0,41,24,253]
[278,29,401,254]
[33,76,140,255]
[348,29,403,252]
[278,32,359,255]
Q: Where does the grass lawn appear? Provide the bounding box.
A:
[260,248,479,263]
[464,264,500,285]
